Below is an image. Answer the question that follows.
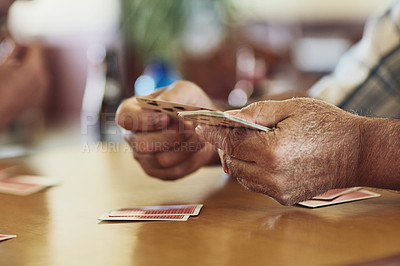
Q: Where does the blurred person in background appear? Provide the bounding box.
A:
[0,0,49,132]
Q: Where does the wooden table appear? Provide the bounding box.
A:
[1,144,400,266]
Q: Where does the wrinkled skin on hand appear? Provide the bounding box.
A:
[116,81,219,180]
[196,98,365,205]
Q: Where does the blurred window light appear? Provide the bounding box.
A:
[8,0,120,41]
[134,75,156,96]
[228,80,253,107]
[228,88,248,107]
[292,37,351,72]
[230,0,393,22]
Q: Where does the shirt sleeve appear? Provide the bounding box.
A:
[308,1,400,106]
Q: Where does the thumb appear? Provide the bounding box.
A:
[156,80,216,109]
[226,100,300,128]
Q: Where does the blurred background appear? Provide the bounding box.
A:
[0,0,394,155]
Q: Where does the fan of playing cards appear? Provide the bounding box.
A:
[136,96,271,132]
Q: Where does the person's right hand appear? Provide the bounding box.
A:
[116,80,220,180]
[196,98,367,205]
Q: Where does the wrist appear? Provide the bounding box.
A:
[357,117,400,189]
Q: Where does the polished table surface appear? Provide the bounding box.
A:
[1,144,400,266]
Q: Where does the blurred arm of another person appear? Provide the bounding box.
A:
[115,81,220,180]
[196,98,400,206]
[260,2,400,120]
[307,1,400,119]
[0,42,50,131]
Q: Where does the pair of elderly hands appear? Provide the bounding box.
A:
[116,81,386,205]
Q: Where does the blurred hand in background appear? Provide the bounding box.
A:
[116,81,220,180]
[0,41,50,131]
[0,0,50,132]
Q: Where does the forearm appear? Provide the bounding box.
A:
[358,117,400,190]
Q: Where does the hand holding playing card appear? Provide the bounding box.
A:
[116,81,219,180]
[196,98,367,205]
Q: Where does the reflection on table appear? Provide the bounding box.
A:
[0,144,399,266]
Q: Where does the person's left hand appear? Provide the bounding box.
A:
[116,81,220,180]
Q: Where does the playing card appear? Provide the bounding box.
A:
[0,179,46,196]
[178,110,271,132]
[312,187,361,200]
[0,175,61,196]
[136,96,214,117]
[136,96,271,131]
[0,234,16,242]
[0,166,17,179]
[298,189,381,208]
[109,204,203,217]
[98,213,190,221]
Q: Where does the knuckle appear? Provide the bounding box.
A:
[276,194,298,206]
[142,167,163,179]
[115,101,139,130]
[166,167,187,180]
[274,195,291,206]
[171,80,192,88]
[162,81,197,100]
[236,177,259,193]
[156,152,179,168]
[270,179,301,206]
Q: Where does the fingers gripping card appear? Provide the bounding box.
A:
[178,110,271,132]
[136,96,271,131]
[136,96,214,117]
